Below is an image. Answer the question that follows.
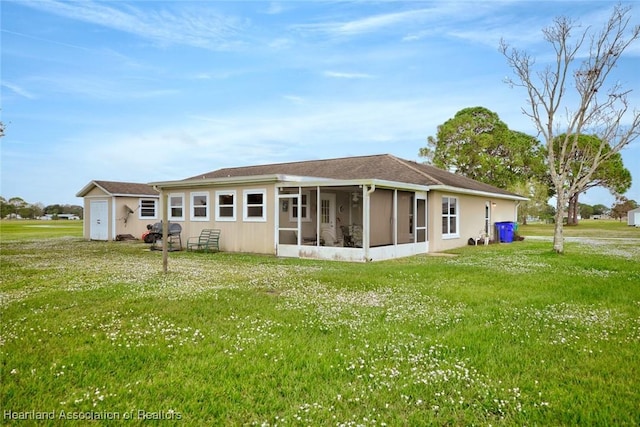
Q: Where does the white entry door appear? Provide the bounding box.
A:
[90,200,108,240]
[320,193,337,245]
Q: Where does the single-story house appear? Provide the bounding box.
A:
[628,207,640,227]
[76,180,160,241]
[147,154,527,261]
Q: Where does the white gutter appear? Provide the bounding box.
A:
[152,175,431,193]
[150,174,282,189]
[428,185,529,202]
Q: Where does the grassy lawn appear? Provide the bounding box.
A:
[519,218,638,238]
[1,220,639,425]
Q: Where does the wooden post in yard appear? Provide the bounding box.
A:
[162,190,169,274]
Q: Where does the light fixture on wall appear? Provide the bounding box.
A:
[351,192,360,207]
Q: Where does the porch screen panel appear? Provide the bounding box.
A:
[416,199,426,242]
[397,191,412,244]
[370,189,393,247]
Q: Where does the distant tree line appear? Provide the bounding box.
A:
[515,199,636,224]
[0,197,83,219]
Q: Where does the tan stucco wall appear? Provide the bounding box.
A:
[428,191,519,252]
[115,196,158,240]
[160,184,277,254]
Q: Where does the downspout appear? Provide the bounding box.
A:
[364,184,376,261]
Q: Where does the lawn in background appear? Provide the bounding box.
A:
[0,219,83,240]
[519,218,637,238]
[1,219,639,425]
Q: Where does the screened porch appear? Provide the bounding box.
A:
[276,183,428,262]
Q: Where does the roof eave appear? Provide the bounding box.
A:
[279,177,430,192]
[429,185,529,201]
[149,174,283,190]
[76,180,109,198]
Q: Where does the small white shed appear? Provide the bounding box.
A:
[628,207,640,227]
[76,180,160,241]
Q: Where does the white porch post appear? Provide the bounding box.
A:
[393,189,398,246]
[298,188,302,246]
[161,190,168,274]
[274,187,280,251]
[316,186,321,245]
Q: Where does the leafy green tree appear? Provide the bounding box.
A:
[501,4,640,253]
[592,204,609,216]
[420,106,546,190]
[511,179,553,224]
[611,197,638,221]
[0,197,15,218]
[552,134,632,225]
[579,203,594,220]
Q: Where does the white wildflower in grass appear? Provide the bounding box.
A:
[219,315,283,356]
[2,226,639,426]
[496,302,632,347]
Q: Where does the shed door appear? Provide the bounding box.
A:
[90,200,108,240]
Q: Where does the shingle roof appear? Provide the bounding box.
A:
[76,180,159,197]
[189,154,522,198]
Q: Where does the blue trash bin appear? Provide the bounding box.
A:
[495,221,515,243]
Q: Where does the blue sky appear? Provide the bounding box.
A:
[2,1,639,207]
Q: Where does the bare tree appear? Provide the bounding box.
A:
[500,4,640,253]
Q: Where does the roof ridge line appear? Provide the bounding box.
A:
[387,154,444,185]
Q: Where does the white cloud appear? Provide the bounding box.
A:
[17,0,249,50]
[293,8,433,37]
[1,81,36,99]
[323,71,374,79]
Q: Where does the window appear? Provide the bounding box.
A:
[215,190,236,221]
[191,192,209,221]
[485,201,491,235]
[243,189,266,222]
[169,193,184,221]
[139,198,157,219]
[289,192,310,222]
[441,196,458,238]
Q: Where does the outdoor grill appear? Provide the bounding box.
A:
[144,222,182,250]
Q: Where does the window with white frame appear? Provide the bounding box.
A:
[441,196,459,238]
[243,189,266,222]
[215,190,236,221]
[191,192,209,221]
[139,198,157,219]
[169,193,184,221]
[289,192,310,222]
